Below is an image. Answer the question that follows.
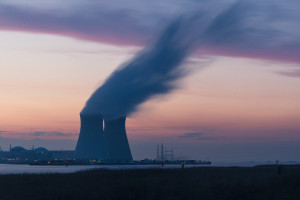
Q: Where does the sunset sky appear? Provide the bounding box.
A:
[1,0,300,161]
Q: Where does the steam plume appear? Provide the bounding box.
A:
[81,0,300,118]
[81,18,199,119]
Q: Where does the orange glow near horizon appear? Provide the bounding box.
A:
[1,31,300,144]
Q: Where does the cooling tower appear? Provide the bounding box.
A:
[75,114,110,160]
[103,116,133,162]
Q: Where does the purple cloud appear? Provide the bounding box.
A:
[179,132,214,140]
[0,0,299,62]
[276,70,300,78]
[30,131,74,137]
[0,1,171,45]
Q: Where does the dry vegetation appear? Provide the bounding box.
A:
[0,165,300,200]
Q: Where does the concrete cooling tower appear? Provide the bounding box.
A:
[75,114,110,160]
[103,117,133,162]
[75,114,133,162]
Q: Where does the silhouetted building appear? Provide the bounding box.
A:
[0,145,68,163]
[104,116,133,162]
[75,114,110,160]
[75,114,132,162]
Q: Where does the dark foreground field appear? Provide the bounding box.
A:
[0,165,300,200]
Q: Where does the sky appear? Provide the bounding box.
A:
[0,0,300,162]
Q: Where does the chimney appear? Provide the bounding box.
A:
[103,116,133,162]
[75,113,110,160]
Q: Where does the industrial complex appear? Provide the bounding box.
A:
[0,114,210,165]
[75,114,133,162]
[0,145,74,164]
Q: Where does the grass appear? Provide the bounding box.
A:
[0,165,300,200]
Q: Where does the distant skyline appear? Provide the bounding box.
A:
[1,0,300,162]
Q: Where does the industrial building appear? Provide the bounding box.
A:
[74,114,109,160]
[0,113,134,164]
[0,145,74,164]
[75,114,133,162]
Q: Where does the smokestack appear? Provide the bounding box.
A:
[75,114,110,160]
[79,18,199,162]
[103,116,133,162]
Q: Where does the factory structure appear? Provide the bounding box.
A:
[75,114,133,162]
[0,113,133,164]
[0,115,211,165]
[0,112,212,165]
[0,145,74,164]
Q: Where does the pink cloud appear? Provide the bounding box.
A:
[0,1,300,63]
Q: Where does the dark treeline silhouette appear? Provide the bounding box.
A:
[0,165,300,200]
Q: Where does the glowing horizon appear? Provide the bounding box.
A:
[1,0,300,161]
